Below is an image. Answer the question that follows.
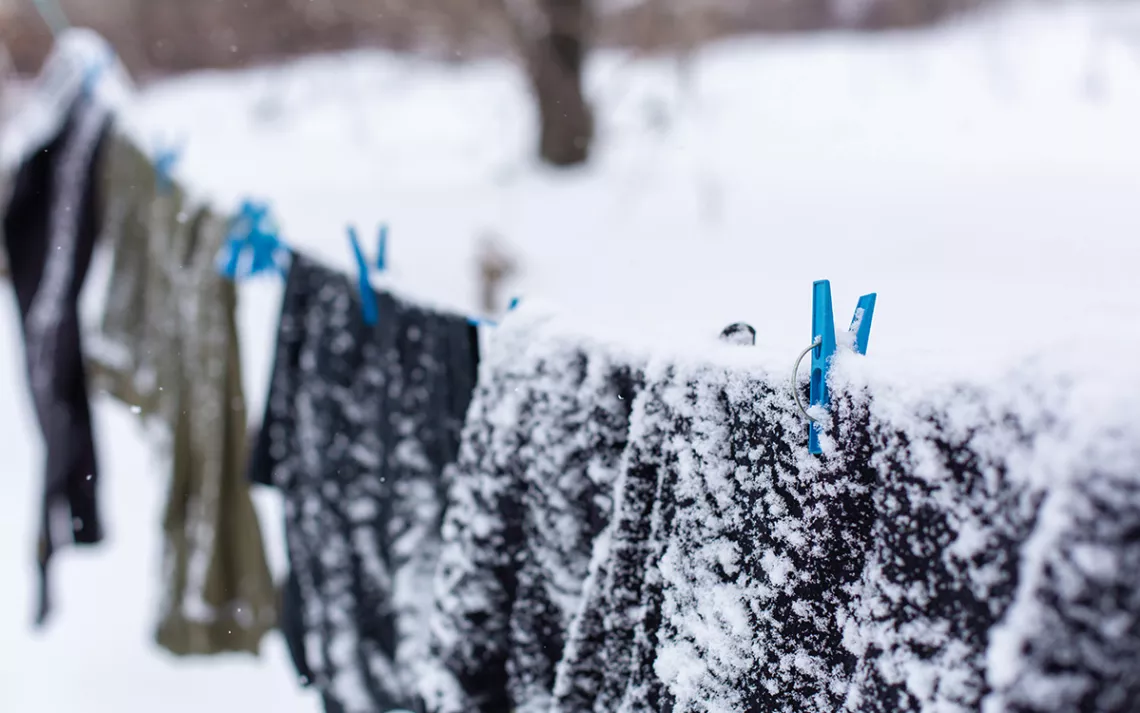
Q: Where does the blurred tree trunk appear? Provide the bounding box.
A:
[516,0,594,167]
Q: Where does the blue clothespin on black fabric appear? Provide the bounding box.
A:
[793,280,877,454]
[218,200,290,280]
[347,226,379,325]
[347,224,387,326]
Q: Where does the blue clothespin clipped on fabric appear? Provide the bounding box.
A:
[347,224,388,326]
[153,142,182,194]
[806,280,877,454]
[218,200,290,280]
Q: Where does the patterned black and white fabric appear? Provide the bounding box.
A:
[249,252,480,713]
[426,308,1140,713]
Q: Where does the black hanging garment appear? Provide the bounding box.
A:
[248,252,480,713]
[551,360,1140,713]
[421,310,643,713]
[2,90,110,625]
[550,361,879,713]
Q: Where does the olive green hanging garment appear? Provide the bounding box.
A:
[88,132,277,656]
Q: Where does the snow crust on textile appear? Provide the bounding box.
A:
[426,303,1140,713]
[983,431,1140,713]
[423,305,643,713]
[552,359,874,713]
[252,253,479,713]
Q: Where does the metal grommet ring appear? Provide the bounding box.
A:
[791,336,822,422]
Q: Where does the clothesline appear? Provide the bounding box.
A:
[4,28,1140,713]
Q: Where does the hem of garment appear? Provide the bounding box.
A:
[156,616,275,657]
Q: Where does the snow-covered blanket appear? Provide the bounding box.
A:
[426,306,1140,713]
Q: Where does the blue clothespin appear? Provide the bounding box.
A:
[218,200,289,280]
[347,226,380,325]
[153,143,182,194]
[808,280,877,454]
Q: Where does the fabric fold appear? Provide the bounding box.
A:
[422,310,643,713]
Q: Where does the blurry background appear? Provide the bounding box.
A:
[2,0,988,74]
[5,0,991,167]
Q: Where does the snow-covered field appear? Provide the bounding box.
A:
[3,2,1140,710]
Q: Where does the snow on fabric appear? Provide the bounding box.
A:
[423,306,643,713]
[5,6,1140,712]
[249,252,480,713]
[430,308,1140,713]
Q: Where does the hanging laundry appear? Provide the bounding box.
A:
[836,387,1043,712]
[423,305,1140,713]
[550,362,881,713]
[422,308,643,713]
[248,252,480,713]
[0,54,113,626]
[86,133,277,655]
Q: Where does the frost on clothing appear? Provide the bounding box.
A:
[424,312,642,713]
[982,431,1140,713]
[0,91,108,626]
[837,385,1047,712]
[249,252,480,713]
[88,133,277,656]
[427,312,1140,713]
[552,362,875,713]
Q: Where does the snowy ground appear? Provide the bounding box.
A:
[3,2,1140,710]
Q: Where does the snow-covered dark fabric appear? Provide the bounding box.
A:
[446,322,1140,713]
[550,362,875,713]
[554,366,1077,713]
[1,91,109,626]
[837,386,1048,713]
[423,312,643,713]
[982,428,1140,713]
[549,365,683,713]
[249,252,479,713]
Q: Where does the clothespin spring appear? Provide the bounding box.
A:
[791,336,823,423]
